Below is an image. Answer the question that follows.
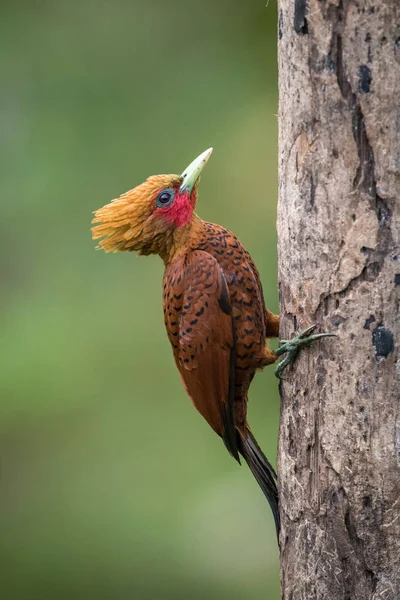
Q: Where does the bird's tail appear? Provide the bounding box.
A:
[237,426,280,538]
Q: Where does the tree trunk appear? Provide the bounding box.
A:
[277,1,400,598]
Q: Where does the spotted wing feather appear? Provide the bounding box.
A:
[163,250,239,461]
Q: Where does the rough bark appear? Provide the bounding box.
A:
[277,1,400,599]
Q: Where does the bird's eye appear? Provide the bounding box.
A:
[156,188,175,208]
[159,192,171,203]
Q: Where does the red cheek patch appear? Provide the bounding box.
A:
[155,192,193,228]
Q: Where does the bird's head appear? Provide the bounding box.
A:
[91,148,212,259]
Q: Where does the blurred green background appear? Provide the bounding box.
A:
[1,1,279,598]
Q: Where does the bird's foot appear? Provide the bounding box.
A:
[274,324,336,379]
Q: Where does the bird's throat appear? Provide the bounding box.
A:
[160,214,203,265]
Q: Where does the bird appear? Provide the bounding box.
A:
[91,148,333,538]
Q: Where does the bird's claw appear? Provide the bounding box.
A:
[274,324,336,379]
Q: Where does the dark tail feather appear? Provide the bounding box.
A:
[238,427,280,538]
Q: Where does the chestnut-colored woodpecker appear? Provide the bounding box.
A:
[92,148,334,537]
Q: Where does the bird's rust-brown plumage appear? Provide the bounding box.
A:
[92,150,282,534]
[163,223,279,454]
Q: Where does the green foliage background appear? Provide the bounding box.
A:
[1,1,280,598]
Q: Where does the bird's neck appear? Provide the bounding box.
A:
[160,214,204,265]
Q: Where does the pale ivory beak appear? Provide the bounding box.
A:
[179,148,213,193]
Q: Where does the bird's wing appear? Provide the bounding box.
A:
[163,250,239,461]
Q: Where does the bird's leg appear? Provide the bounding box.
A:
[265,310,280,338]
[274,324,336,379]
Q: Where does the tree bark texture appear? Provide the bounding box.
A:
[277,1,400,599]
